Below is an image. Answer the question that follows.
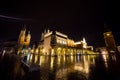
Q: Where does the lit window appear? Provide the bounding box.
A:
[60,40,62,44]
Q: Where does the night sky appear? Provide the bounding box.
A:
[0,0,115,48]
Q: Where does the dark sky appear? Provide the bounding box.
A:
[0,0,114,47]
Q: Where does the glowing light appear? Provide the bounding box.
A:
[74,65,83,71]
[106,33,110,36]
[31,49,34,53]
[27,53,30,61]
[56,37,67,45]
[39,56,45,66]
[39,56,42,66]
[42,49,45,53]
[57,48,61,56]
[67,39,75,47]
[101,51,108,54]
[51,49,54,55]
[35,55,38,63]
[71,56,73,62]
[83,44,87,48]
[102,54,108,68]
[30,54,33,62]
[2,50,6,56]
[56,31,68,38]
[44,32,52,37]
[74,41,81,45]
[74,62,89,74]
[35,48,39,53]
[50,57,54,69]
[83,37,86,43]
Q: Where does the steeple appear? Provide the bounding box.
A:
[83,37,86,43]
[44,29,46,34]
[47,28,50,33]
[27,31,31,38]
[28,31,30,35]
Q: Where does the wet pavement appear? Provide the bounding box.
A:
[1,53,120,80]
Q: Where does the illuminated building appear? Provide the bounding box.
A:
[18,26,31,53]
[38,28,93,56]
[103,31,117,52]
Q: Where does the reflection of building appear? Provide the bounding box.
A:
[38,28,93,56]
[103,31,117,52]
[18,26,31,53]
[95,47,108,54]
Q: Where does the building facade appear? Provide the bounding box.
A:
[38,29,93,56]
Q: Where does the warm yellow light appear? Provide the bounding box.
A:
[44,32,52,37]
[74,41,81,45]
[31,49,34,53]
[57,56,60,65]
[51,49,54,55]
[83,44,87,48]
[36,48,39,53]
[39,56,45,66]
[106,33,110,36]
[30,54,33,62]
[42,49,45,53]
[35,55,38,63]
[50,57,54,69]
[56,31,68,38]
[71,56,73,62]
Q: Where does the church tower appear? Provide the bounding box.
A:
[18,25,31,52]
[18,27,26,46]
[82,37,87,48]
[25,31,31,46]
[104,31,117,52]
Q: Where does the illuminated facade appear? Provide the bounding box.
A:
[38,29,93,56]
[103,31,117,52]
[18,26,31,53]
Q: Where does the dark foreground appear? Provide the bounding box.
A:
[1,53,120,80]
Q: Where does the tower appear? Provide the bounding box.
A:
[25,31,31,46]
[103,31,117,52]
[18,26,31,52]
[82,37,87,48]
[18,27,26,46]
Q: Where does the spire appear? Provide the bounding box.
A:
[47,28,50,33]
[27,31,31,38]
[83,37,86,43]
[23,25,27,31]
[28,31,30,34]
